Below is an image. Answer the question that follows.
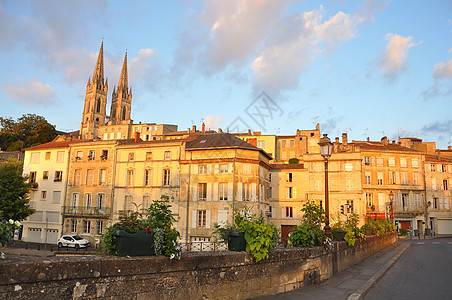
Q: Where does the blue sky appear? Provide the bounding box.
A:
[1,0,451,148]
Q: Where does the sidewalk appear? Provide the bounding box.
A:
[252,241,410,300]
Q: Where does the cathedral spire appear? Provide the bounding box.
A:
[92,42,104,84]
[118,52,128,89]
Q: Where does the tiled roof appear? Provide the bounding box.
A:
[271,164,305,170]
[186,133,272,159]
[352,141,423,153]
[23,139,92,151]
[425,155,452,163]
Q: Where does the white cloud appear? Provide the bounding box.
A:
[433,59,452,80]
[1,80,56,106]
[422,58,452,100]
[204,114,225,129]
[378,33,421,81]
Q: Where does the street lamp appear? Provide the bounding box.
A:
[389,191,394,222]
[318,134,333,238]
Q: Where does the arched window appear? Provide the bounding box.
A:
[96,98,101,113]
[122,106,126,120]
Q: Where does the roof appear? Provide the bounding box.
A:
[271,164,305,170]
[23,139,92,151]
[186,133,272,159]
[352,141,423,153]
[425,155,452,163]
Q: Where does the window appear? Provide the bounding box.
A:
[29,171,37,183]
[86,169,94,185]
[74,169,81,185]
[41,191,47,199]
[281,152,287,161]
[413,173,419,185]
[146,152,152,161]
[286,187,293,199]
[363,157,370,165]
[126,170,134,186]
[376,157,383,166]
[96,194,104,209]
[285,207,293,218]
[128,152,134,161]
[56,151,65,162]
[96,221,103,234]
[286,173,293,182]
[433,197,439,209]
[198,183,207,201]
[365,173,371,185]
[101,150,108,160]
[400,158,407,167]
[99,169,106,184]
[346,179,354,191]
[164,151,171,160]
[43,171,49,180]
[281,140,286,148]
[199,165,207,174]
[163,169,171,186]
[443,180,449,190]
[432,178,437,190]
[431,164,436,172]
[53,191,61,203]
[219,164,228,173]
[445,198,451,210]
[70,220,77,233]
[412,158,418,168]
[85,193,92,209]
[144,169,151,186]
[377,172,383,185]
[401,194,409,210]
[414,194,421,208]
[290,140,295,147]
[401,172,408,185]
[269,187,272,199]
[83,220,91,234]
[45,152,51,160]
[366,193,373,206]
[30,152,40,163]
[124,195,133,211]
[442,165,447,172]
[346,200,354,213]
[242,183,250,201]
[257,140,265,148]
[76,151,83,160]
[269,173,271,182]
[70,193,79,208]
[54,171,63,182]
[198,210,207,227]
[389,171,396,184]
[219,183,228,201]
[243,164,251,174]
[345,163,353,171]
[88,150,95,160]
[388,157,395,167]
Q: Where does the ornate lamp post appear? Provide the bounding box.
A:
[318,134,333,238]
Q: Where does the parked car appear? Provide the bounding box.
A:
[57,235,90,249]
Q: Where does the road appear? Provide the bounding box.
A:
[364,237,452,300]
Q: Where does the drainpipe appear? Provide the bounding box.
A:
[185,152,192,246]
[110,143,118,227]
[62,147,72,235]
[232,148,237,224]
[422,155,429,234]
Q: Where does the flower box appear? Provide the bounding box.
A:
[113,230,155,257]
[228,231,246,251]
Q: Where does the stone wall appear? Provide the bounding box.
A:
[0,233,397,300]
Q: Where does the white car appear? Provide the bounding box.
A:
[57,235,90,249]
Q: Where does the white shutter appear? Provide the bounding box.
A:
[409,193,413,209]
[193,165,198,174]
[192,210,197,228]
[214,164,219,174]
[281,207,285,218]
[206,210,211,229]
[218,210,228,226]
[251,183,256,202]
[228,163,233,173]
[395,172,400,184]
[228,182,233,201]
[237,183,242,201]
[207,183,212,201]
[192,185,197,201]
[294,187,297,199]
[207,165,212,174]
[213,183,218,201]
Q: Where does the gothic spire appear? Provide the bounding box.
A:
[92,42,104,84]
[118,52,128,89]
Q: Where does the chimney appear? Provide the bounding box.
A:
[367,137,370,141]
[192,125,197,132]
[335,137,339,144]
[248,129,251,135]
[202,123,205,133]
[316,123,320,130]
[134,132,141,143]
[342,133,347,145]
[218,128,223,133]
[449,146,452,150]
[381,136,388,145]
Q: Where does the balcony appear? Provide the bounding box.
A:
[62,206,111,217]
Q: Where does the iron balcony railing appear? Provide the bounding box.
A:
[62,206,111,217]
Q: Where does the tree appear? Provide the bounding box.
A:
[0,159,35,221]
[0,114,57,151]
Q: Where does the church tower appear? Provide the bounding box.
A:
[79,42,108,139]
[109,52,132,125]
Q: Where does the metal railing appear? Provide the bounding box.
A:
[62,206,111,217]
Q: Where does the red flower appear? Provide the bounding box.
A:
[146,227,151,233]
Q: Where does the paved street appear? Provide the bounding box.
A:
[364,237,452,300]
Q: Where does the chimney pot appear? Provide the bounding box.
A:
[134,132,140,143]
[202,123,205,133]
[342,133,347,145]
[192,125,196,132]
[218,128,223,133]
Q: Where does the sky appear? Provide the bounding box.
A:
[1,0,452,148]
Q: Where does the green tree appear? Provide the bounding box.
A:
[0,114,57,151]
[0,159,35,221]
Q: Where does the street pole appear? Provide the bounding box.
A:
[324,158,331,238]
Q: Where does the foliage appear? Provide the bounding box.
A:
[0,159,35,221]
[361,218,397,237]
[399,228,409,236]
[344,228,356,246]
[97,196,181,259]
[237,217,278,262]
[288,158,300,164]
[300,201,327,228]
[0,219,21,259]
[288,223,316,247]
[0,114,57,151]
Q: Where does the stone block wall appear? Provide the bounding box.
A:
[0,233,397,299]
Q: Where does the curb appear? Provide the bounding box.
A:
[346,243,411,300]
